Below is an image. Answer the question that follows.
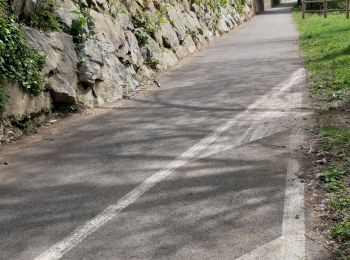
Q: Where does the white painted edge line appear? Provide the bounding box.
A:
[235,237,285,260]
[282,158,305,260]
[234,69,306,260]
[282,70,306,260]
[34,68,305,260]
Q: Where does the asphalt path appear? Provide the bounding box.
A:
[0,2,309,259]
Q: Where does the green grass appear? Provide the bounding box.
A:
[293,11,350,101]
[319,165,350,250]
[320,168,346,192]
[331,220,350,245]
[330,196,350,212]
[293,10,350,256]
[319,125,350,152]
[317,126,350,252]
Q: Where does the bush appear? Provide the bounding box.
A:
[29,0,61,32]
[144,59,160,70]
[134,28,150,46]
[70,9,94,42]
[305,0,345,10]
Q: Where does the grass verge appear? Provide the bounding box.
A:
[292,10,350,258]
[293,11,350,103]
[317,125,350,257]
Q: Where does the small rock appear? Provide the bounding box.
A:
[316,158,327,164]
[3,162,8,165]
[295,214,299,219]
[154,80,161,88]
[316,151,327,156]
[44,137,55,141]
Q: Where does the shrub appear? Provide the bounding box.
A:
[29,0,61,32]
[67,9,95,55]
[144,59,160,70]
[135,28,150,46]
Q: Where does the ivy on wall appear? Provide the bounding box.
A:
[0,0,46,112]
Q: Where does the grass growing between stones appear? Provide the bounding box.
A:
[293,10,350,258]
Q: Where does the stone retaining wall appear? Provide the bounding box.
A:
[5,0,255,116]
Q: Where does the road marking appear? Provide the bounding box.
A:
[283,159,305,260]
[234,160,305,260]
[34,68,305,260]
[234,70,306,260]
[235,237,285,260]
[282,66,306,259]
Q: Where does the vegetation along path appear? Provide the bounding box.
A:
[0,1,326,259]
[293,8,350,259]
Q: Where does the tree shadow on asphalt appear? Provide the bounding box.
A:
[0,128,291,259]
[0,35,300,259]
